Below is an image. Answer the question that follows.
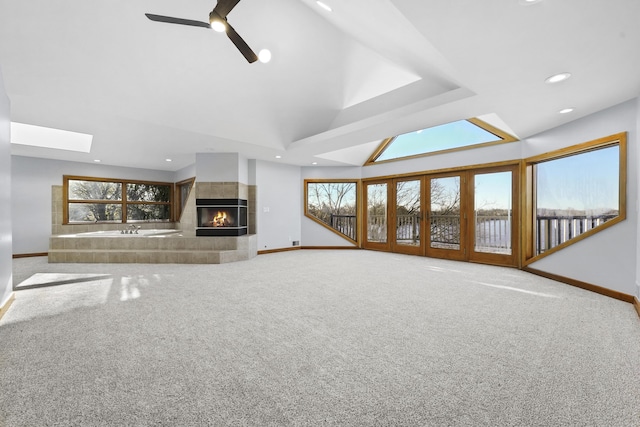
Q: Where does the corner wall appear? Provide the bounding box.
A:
[254,160,301,251]
[0,68,13,308]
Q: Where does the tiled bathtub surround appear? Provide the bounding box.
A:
[49,182,258,264]
[49,232,257,264]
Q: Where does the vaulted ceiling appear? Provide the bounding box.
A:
[1,0,639,171]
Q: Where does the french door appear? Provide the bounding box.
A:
[362,164,519,267]
[363,177,425,255]
[425,173,467,261]
[392,177,424,255]
[363,180,390,251]
[467,166,518,266]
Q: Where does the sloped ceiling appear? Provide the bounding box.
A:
[0,0,639,171]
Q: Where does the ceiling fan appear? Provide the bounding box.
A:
[145,0,258,63]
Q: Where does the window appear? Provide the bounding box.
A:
[305,180,358,243]
[64,176,173,224]
[365,118,517,164]
[524,133,626,261]
[175,178,195,221]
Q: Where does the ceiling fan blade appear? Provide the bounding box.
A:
[225,23,258,63]
[145,13,211,29]
[212,0,242,18]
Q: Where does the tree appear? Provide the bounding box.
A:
[307,182,357,239]
[69,180,122,221]
[68,179,171,222]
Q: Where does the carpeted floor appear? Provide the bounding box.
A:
[2,250,639,426]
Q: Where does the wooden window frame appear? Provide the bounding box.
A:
[364,118,518,166]
[63,175,175,224]
[304,179,360,245]
[175,177,195,222]
[522,133,627,265]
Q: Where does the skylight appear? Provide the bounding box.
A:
[367,118,516,164]
[10,122,93,153]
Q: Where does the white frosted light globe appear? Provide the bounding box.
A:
[258,49,272,64]
[210,21,226,32]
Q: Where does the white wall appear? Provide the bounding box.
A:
[195,153,247,184]
[11,156,175,254]
[635,96,640,300]
[174,163,196,183]
[525,100,638,296]
[0,68,12,308]
[255,160,301,251]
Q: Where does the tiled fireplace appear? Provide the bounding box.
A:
[196,199,248,236]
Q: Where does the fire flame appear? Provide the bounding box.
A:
[210,211,229,227]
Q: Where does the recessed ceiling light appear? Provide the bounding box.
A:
[545,72,572,84]
[311,162,318,165]
[258,49,272,64]
[559,108,575,114]
[275,155,282,159]
[316,1,332,12]
[93,159,101,163]
[520,0,543,4]
[165,158,172,162]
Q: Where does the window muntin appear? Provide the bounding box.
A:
[305,180,358,243]
[367,118,516,164]
[64,176,173,224]
[525,133,626,262]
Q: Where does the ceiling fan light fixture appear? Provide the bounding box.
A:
[146,2,257,63]
[258,49,272,63]
[209,11,226,32]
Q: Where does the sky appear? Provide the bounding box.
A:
[536,145,619,211]
[377,120,501,162]
[474,171,512,211]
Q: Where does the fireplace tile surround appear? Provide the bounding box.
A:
[49,182,257,264]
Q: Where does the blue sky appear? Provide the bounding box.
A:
[377,120,501,162]
[475,171,512,211]
[536,146,619,211]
